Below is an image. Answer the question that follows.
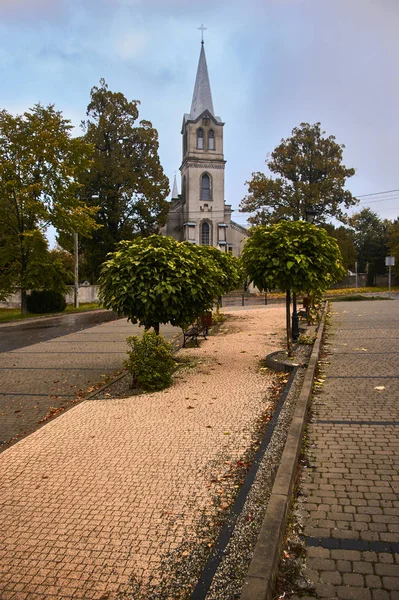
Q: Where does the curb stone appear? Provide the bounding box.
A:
[240,303,328,600]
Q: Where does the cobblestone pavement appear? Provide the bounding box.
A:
[0,306,285,599]
[295,299,399,600]
[0,315,178,449]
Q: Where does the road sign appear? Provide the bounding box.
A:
[385,256,395,266]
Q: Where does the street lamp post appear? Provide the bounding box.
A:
[74,231,79,308]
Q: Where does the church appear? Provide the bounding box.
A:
[161,40,249,256]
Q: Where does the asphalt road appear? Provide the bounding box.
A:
[0,311,179,450]
[0,309,119,353]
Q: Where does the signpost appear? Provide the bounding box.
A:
[385,256,395,298]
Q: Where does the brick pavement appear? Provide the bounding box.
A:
[0,317,178,449]
[295,299,399,600]
[0,306,285,599]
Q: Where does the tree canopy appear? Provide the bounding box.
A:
[98,235,234,333]
[77,79,170,281]
[349,208,389,285]
[241,221,345,355]
[240,122,357,226]
[322,223,357,271]
[0,104,98,310]
[242,221,346,294]
[387,218,399,275]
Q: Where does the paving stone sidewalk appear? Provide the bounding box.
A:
[0,306,285,599]
[295,299,399,600]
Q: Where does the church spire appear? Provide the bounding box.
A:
[190,42,215,120]
[171,174,179,199]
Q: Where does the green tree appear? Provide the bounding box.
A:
[78,79,170,281]
[98,235,226,334]
[188,244,244,297]
[241,221,345,355]
[322,223,357,271]
[387,218,399,275]
[0,105,98,311]
[240,122,357,225]
[349,209,389,285]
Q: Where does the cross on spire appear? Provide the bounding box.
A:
[198,24,207,43]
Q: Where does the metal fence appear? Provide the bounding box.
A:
[219,293,285,307]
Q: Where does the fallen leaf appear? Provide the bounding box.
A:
[374,386,385,391]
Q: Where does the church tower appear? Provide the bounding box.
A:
[161,38,249,255]
[180,41,230,249]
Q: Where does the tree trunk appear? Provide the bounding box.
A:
[21,289,28,315]
[286,289,293,357]
[153,323,160,335]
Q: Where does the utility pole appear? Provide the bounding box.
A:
[74,231,79,308]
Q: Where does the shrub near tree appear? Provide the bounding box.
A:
[241,221,346,356]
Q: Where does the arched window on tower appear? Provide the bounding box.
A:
[183,130,188,155]
[200,173,211,200]
[208,130,215,150]
[197,128,204,149]
[201,222,211,246]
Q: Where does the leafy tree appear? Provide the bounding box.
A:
[98,235,226,334]
[0,104,98,311]
[387,218,399,275]
[188,244,244,297]
[349,209,389,285]
[78,79,170,281]
[241,221,345,355]
[322,224,357,271]
[240,122,357,226]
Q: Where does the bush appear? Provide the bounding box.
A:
[27,290,67,313]
[125,331,176,392]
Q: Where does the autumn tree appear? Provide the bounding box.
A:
[349,208,390,285]
[77,79,170,281]
[0,105,98,312]
[241,221,345,356]
[240,122,357,225]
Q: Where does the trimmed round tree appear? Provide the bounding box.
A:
[98,235,225,333]
[187,244,244,297]
[241,221,346,355]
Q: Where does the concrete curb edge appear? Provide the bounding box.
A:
[240,302,328,600]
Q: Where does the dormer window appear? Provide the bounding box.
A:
[197,128,204,149]
[208,130,215,150]
[200,173,211,200]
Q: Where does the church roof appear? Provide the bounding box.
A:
[183,42,222,127]
[190,42,214,119]
[171,174,179,199]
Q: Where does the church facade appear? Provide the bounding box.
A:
[161,41,248,256]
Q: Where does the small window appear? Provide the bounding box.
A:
[183,130,188,155]
[197,128,204,149]
[200,173,211,200]
[208,130,215,150]
[201,222,210,246]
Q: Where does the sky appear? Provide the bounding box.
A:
[1,0,398,244]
